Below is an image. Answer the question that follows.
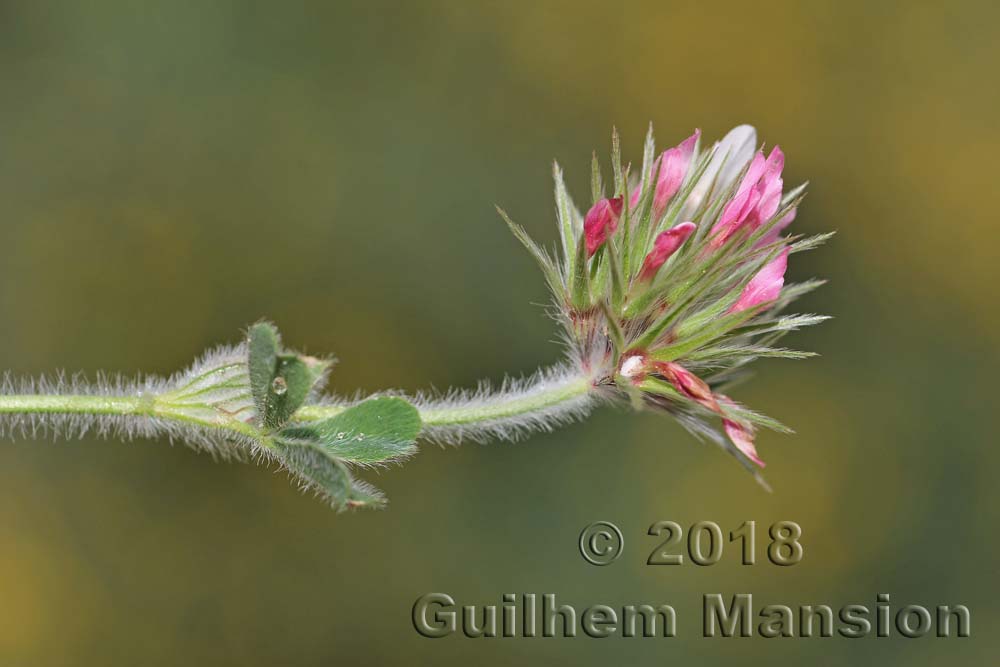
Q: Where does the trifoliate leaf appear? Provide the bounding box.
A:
[280,397,420,465]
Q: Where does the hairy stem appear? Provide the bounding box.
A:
[0,392,261,438]
[0,367,596,443]
[0,394,148,416]
[297,372,595,427]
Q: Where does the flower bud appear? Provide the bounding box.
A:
[653,129,699,212]
[583,196,624,256]
[629,129,700,214]
[729,248,789,313]
[654,361,719,412]
[638,222,696,282]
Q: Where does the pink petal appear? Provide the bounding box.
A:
[710,151,767,243]
[747,146,785,229]
[724,419,765,467]
[583,196,624,256]
[736,151,768,200]
[638,222,696,281]
[710,187,761,248]
[763,145,784,178]
[652,129,700,214]
[607,196,624,217]
[729,248,789,313]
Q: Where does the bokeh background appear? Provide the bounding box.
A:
[0,1,996,664]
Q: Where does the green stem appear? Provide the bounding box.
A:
[0,371,595,439]
[422,375,592,426]
[0,394,148,416]
[0,393,260,438]
[296,373,594,427]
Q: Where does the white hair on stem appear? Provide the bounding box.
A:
[0,337,604,458]
[412,359,603,446]
[0,344,256,460]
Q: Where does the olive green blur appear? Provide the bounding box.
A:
[0,1,995,664]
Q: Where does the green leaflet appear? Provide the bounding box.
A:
[280,397,421,465]
[272,438,387,510]
[248,321,280,421]
[266,354,331,429]
[247,321,332,430]
[274,397,422,510]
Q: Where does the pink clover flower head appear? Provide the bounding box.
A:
[503,124,829,484]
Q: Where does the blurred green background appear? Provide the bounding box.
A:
[0,1,996,664]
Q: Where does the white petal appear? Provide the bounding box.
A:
[680,124,757,219]
[713,124,757,191]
